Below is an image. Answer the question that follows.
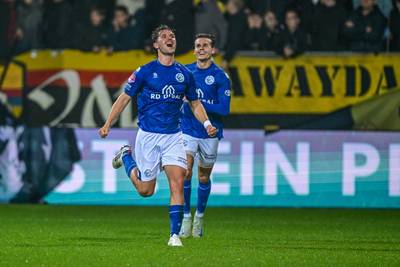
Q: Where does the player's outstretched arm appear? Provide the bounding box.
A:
[98,92,131,138]
[189,99,218,137]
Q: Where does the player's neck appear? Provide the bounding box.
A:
[158,54,175,66]
[196,59,212,69]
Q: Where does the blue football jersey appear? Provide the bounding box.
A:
[124,60,198,134]
[181,62,231,139]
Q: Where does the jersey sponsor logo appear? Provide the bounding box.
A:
[205,75,215,85]
[225,89,231,97]
[128,73,136,83]
[196,88,204,99]
[150,85,182,100]
[201,99,215,104]
[175,73,184,82]
[162,85,175,95]
[128,67,141,82]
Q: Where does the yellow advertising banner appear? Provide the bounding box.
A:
[0,62,24,117]
[228,53,399,113]
[5,50,400,116]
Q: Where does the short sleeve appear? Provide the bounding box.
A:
[185,70,198,101]
[124,66,145,97]
[217,71,231,96]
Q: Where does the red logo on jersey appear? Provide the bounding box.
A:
[128,73,136,83]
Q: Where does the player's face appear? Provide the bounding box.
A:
[194,38,214,62]
[154,29,176,56]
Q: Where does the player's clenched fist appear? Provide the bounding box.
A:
[206,125,217,137]
[98,125,110,138]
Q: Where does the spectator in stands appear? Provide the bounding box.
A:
[258,0,289,23]
[71,0,114,31]
[260,10,281,51]
[353,0,392,17]
[159,0,195,55]
[311,0,348,51]
[245,13,264,50]
[105,5,144,53]
[285,0,317,34]
[195,0,228,52]
[116,0,145,17]
[245,9,281,52]
[343,0,387,52]
[222,0,248,69]
[143,0,164,52]
[72,7,106,52]
[42,0,73,49]
[389,0,400,51]
[0,0,16,60]
[115,0,146,43]
[274,9,308,58]
[15,0,43,54]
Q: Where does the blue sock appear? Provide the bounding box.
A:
[122,153,137,178]
[197,180,211,215]
[169,205,183,236]
[183,180,192,216]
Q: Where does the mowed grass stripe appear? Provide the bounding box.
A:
[0,205,399,266]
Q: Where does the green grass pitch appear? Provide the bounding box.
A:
[0,205,399,266]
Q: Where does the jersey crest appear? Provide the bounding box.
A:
[175,73,185,82]
[205,75,215,85]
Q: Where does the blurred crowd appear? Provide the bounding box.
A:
[1,0,400,65]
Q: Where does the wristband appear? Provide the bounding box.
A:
[203,120,212,129]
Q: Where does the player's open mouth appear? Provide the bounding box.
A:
[166,43,173,48]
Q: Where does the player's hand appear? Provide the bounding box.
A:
[206,125,218,137]
[98,125,110,138]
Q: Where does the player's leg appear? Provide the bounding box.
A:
[180,153,195,238]
[113,129,160,197]
[192,138,219,237]
[161,132,188,246]
[192,165,212,237]
[180,134,199,237]
[164,165,185,246]
[184,154,195,214]
[113,145,156,197]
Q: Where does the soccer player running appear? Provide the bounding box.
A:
[98,25,217,247]
[179,34,231,238]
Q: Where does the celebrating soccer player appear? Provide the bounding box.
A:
[98,25,217,247]
[179,34,231,238]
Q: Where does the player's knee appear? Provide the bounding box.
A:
[138,186,155,197]
[139,189,154,197]
[198,173,210,184]
[185,169,193,180]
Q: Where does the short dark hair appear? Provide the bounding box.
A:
[115,5,129,16]
[195,33,216,47]
[285,9,299,18]
[91,7,106,17]
[151,25,176,44]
